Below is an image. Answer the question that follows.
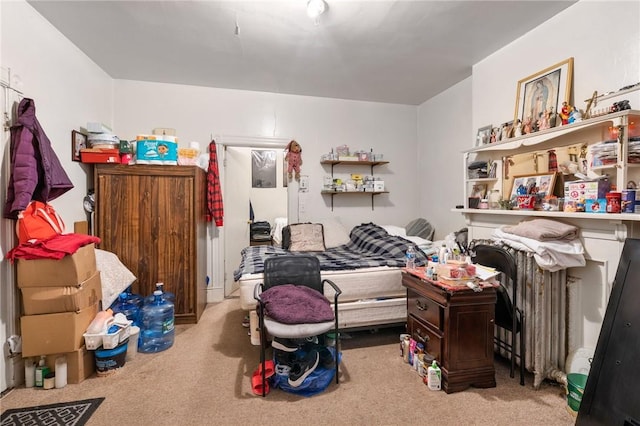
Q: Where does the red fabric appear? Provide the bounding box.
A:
[6,233,101,262]
[206,140,224,226]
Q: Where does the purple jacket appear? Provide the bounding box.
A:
[3,98,74,219]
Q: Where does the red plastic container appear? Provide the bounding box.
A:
[606,192,621,213]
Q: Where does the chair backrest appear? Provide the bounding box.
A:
[263,254,323,293]
[470,244,517,330]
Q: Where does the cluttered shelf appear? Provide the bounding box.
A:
[454,207,640,222]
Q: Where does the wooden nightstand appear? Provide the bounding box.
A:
[402,271,497,393]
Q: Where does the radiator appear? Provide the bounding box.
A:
[474,241,568,389]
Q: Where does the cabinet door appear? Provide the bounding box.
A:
[96,169,199,322]
[446,303,495,371]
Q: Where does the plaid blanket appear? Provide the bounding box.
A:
[233,222,428,281]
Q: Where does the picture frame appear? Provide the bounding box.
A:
[470,183,488,199]
[71,130,87,162]
[476,125,493,146]
[514,58,574,132]
[508,172,557,201]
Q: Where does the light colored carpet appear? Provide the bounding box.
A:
[1,297,575,425]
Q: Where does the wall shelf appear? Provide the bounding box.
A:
[320,160,390,211]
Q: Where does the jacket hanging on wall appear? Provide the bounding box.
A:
[3,98,74,219]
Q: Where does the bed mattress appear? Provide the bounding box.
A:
[238,266,404,311]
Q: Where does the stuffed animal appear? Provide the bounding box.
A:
[285,140,303,181]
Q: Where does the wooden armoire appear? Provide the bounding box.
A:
[94,164,207,324]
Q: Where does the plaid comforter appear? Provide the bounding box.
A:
[233,222,428,281]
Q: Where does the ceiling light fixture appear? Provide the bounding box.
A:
[307,0,327,20]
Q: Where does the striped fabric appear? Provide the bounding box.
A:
[233,222,428,281]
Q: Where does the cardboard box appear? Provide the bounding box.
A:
[135,136,178,165]
[564,179,610,202]
[21,271,102,315]
[44,345,95,384]
[21,303,99,357]
[17,244,97,288]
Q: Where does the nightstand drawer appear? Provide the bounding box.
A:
[408,315,442,362]
[407,289,442,330]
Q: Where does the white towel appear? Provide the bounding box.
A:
[492,227,585,272]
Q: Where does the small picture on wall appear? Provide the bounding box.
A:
[476,125,493,146]
[71,130,87,162]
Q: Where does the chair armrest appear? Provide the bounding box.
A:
[322,278,341,305]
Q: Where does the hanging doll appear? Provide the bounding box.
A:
[285,140,303,181]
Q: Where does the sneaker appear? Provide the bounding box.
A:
[272,337,298,352]
[241,315,250,328]
[274,349,298,366]
[306,344,335,369]
[288,350,319,387]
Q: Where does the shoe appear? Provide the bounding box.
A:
[256,360,275,378]
[272,337,298,352]
[274,349,298,366]
[251,371,270,396]
[242,315,250,328]
[318,346,335,369]
[306,344,335,368]
[288,350,319,387]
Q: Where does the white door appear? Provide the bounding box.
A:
[223,146,253,297]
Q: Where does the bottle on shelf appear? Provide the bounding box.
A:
[139,289,175,353]
[405,246,416,269]
[111,292,142,327]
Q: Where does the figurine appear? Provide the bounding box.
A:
[513,119,523,137]
[285,140,303,181]
[559,101,572,125]
[568,107,583,124]
[523,116,533,134]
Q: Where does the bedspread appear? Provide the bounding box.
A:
[234,223,428,281]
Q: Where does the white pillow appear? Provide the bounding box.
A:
[289,223,326,252]
[317,217,351,249]
[381,225,407,237]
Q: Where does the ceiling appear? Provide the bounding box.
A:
[27,1,577,106]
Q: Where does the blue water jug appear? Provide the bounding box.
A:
[110,293,141,327]
[139,290,175,353]
[144,283,176,306]
[125,287,145,310]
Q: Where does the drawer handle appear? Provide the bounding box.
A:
[415,327,430,344]
[415,300,428,311]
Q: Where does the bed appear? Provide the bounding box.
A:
[235,222,432,340]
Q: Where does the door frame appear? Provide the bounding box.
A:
[211,135,295,300]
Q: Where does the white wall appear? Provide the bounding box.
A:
[417,78,471,240]
[113,79,420,231]
[472,1,639,134]
[0,0,113,392]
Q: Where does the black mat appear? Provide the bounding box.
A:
[1,397,104,426]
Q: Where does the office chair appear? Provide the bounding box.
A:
[253,254,341,396]
[471,244,525,385]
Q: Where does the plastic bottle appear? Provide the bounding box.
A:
[405,246,416,269]
[401,336,410,363]
[438,244,447,264]
[24,358,36,388]
[139,290,175,353]
[34,356,49,388]
[54,356,67,389]
[86,308,114,334]
[427,360,442,391]
[144,283,176,306]
[111,292,142,327]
